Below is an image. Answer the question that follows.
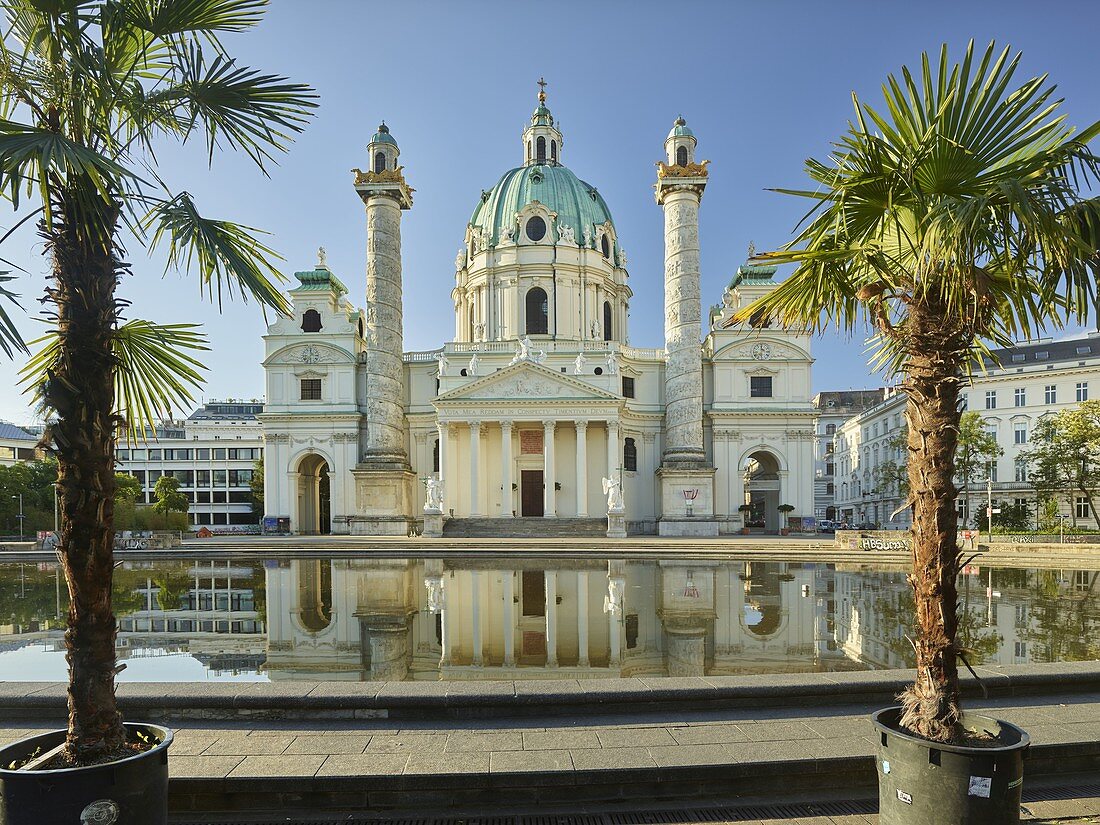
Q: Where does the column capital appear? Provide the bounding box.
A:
[501,419,514,432]
[542,419,556,432]
[469,420,483,432]
[575,420,589,433]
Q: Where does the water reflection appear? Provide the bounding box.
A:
[0,556,1096,681]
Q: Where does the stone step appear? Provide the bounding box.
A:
[442,517,607,538]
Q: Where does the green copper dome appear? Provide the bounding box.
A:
[370,122,397,146]
[469,163,618,252]
[668,116,695,140]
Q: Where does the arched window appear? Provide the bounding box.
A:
[374,151,386,173]
[536,136,546,164]
[551,140,557,163]
[433,439,440,473]
[603,301,612,341]
[825,423,836,435]
[601,234,611,259]
[527,140,532,162]
[676,145,688,166]
[624,438,638,471]
[525,287,548,335]
[301,309,322,333]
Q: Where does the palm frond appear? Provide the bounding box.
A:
[0,271,27,356]
[152,41,317,170]
[19,319,209,441]
[144,190,290,314]
[123,0,267,39]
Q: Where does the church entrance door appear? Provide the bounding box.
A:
[521,470,544,517]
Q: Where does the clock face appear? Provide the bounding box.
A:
[751,343,771,361]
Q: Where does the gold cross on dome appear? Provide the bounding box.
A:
[537,77,547,103]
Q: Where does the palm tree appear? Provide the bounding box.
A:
[731,41,1100,742]
[0,0,315,764]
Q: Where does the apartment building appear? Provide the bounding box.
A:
[831,333,1100,529]
[116,400,264,528]
[811,390,885,522]
[0,421,41,467]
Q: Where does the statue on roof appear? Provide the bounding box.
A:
[317,246,328,268]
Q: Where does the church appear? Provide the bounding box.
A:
[259,89,816,537]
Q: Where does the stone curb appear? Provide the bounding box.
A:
[3,662,1097,721]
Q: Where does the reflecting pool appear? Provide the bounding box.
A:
[0,555,1096,681]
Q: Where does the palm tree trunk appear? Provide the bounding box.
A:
[44,185,127,763]
[898,303,965,743]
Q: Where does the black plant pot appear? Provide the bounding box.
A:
[872,707,1029,825]
[0,722,172,825]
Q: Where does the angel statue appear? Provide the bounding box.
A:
[436,350,450,377]
[558,224,576,245]
[602,476,624,512]
[573,352,587,375]
[424,477,444,512]
[468,351,481,376]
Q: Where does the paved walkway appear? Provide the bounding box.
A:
[3,693,1098,821]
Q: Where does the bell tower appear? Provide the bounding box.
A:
[655,116,718,536]
[521,78,564,166]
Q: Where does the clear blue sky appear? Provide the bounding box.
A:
[1,0,1098,425]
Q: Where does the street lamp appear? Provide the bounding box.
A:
[11,494,23,541]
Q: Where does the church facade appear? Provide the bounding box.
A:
[261,92,816,537]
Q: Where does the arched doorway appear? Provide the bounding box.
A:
[743,450,782,532]
[297,560,333,632]
[297,453,331,535]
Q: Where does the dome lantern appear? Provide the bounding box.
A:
[521,77,564,167]
[368,121,400,173]
[665,115,697,166]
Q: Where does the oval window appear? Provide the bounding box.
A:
[526,216,547,242]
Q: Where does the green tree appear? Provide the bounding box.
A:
[956,411,1003,527]
[0,458,59,535]
[1023,401,1100,528]
[730,42,1100,742]
[0,1,315,763]
[112,471,142,531]
[250,456,264,518]
[151,475,189,524]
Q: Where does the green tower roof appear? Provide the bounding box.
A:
[469,163,618,252]
[292,265,347,296]
[369,122,397,146]
[667,116,695,140]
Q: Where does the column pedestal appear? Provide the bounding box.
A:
[349,469,416,536]
[422,508,443,538]
[607,508,627,538]
[657,466,718,537]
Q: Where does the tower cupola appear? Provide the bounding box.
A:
[368,122,400,173]
[665,116,697,166]
[521,78,564,166]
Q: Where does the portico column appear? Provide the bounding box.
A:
[469,421,482,517]
[502,570,515,667]
[501,421,514,517]
[470,570,483,666]
[436,422,448,510]
[577,571,590,667]
[545,570,558,667]
[607,420,620,479]
[575,421,589,517]
[543,420,557,517]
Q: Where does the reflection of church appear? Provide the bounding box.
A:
[262,559,849,680]
[260,87,815,536]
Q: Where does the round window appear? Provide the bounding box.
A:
[525,216,547,242]
[594,367,604,376]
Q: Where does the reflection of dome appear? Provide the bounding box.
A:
[469,163,618,251]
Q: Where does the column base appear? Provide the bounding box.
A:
[422,509,444,538]
[607,509,627,538]
[658,518,719,537]
[350,466,416,535]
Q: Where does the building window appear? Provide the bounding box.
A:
[603,301,613,341]
[1045,385,1057,404]
[550,139,557,163]
[826,462,835,476]
[525,287,548,334]
[1077,382,1089,402]
[525,216,546,242]
[527,140,532,162]
[750,376,773,398]
[623,437,638,471]
[536,136,546,164]
[1014,460,1028,482]
[301,309,322,333]
[1014,387,1026,407]
[1076,496,1091,519]
[1015,641,1027,658]
[988,461,998,483]
[825,423,836,435]
[676,145,688,166]
[433,439,439,473]
[1014,422,1028,444]
[601,234,611,259]
[985,391,997,410]
[300,378,322,401]
[373,151,385,173]
[826,482,834,495]
[622,376,635,398]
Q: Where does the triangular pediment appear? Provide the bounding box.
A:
[435,360,621,404]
